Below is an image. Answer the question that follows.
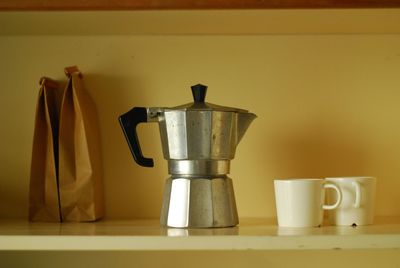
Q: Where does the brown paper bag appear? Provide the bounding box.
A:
[29,77,62,222]
[58,66,104,221]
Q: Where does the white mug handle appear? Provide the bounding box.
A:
[323,183,342,210]
[352,181,362,208]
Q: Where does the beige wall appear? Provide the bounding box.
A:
[1,34,400,220]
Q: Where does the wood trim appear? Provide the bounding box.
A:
[1,0,400,11]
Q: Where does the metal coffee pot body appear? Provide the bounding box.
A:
[119,84,256,228]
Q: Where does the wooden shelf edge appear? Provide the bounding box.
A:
[1,0,400,11]
[1,234,400,251]
[1,217,400,251]
[1,9,400,35]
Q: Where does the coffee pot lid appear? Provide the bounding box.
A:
[170,84,248,113]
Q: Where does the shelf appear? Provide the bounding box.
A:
[1,217,400,251]
[1,0,400,11]
[1,9,400,35]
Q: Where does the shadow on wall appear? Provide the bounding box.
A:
[82,74,166,219]
[265,119,371,179]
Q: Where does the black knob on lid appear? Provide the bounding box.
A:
[191,84,207,103]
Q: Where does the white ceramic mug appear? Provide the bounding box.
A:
[274,178,342,227]
[325,177,376,226]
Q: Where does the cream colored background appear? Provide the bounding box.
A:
[1,11,400,220]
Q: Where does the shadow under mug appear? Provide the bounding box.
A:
[325,177,376,226]
[274,178,342,228]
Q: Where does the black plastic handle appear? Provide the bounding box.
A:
[119,107,154,167]
[191,84,207,103]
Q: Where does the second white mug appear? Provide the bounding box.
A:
[325,176,376,226]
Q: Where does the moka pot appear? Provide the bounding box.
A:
[119,84,256,228]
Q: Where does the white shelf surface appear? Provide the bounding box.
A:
[1,217,400,251]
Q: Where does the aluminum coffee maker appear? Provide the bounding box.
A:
[119,84,256,228]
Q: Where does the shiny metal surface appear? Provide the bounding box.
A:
[171,100,249,112]
[151,107,254,228]
[150,109,255,160]
[163,111,189,159]
[237,112,257,144]
[160,177,238,228]
[168,160,230,176]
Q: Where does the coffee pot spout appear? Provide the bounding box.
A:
[237,112,257,145]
